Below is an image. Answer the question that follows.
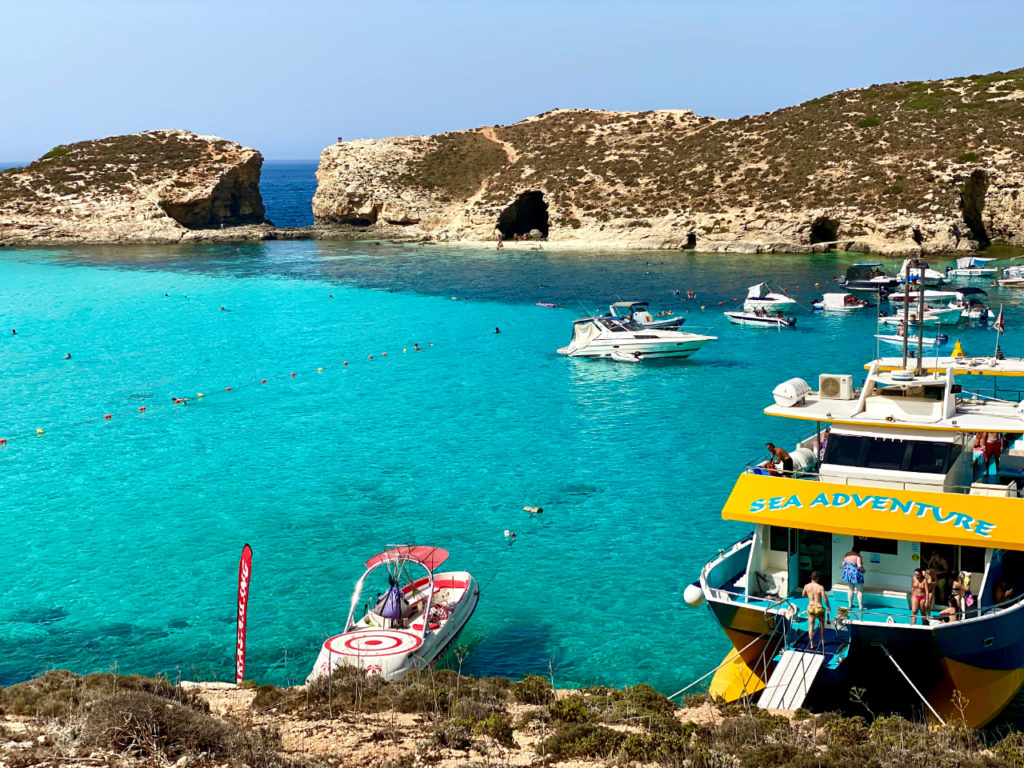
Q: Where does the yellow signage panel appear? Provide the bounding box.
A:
[721,473,1024,549]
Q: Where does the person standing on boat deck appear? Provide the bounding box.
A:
[765,443,793,475]
[926,550,951,606]
[911,568,928,625]
[803,572,830,650]
[983,432,1003,473]
[924,569,938,614]
[840,549,864,610]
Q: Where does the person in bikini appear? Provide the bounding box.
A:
[911,568,927,625]
[803,572,830,650]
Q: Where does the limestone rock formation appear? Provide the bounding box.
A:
[0,130,266,244]
[313,69,1024,255]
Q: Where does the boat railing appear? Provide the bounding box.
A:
[699,532,754,582]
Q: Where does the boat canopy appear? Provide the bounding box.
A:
[955,287,988,298]
[747,282,771,299]
[822,293,853,310]
[365,546,450,571]
[844,264,885,281]
[610,301,647,309]
[956,256,996,269]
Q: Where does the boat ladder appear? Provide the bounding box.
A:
[757,649,825,711]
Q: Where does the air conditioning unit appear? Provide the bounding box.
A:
[819,373,855,400]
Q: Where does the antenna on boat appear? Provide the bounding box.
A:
[916,261,926,376]
[901,263,912,370]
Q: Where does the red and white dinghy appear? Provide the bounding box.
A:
[307,545,479,682]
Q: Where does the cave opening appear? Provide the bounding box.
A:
[960,169,991,248]
[344,218,374,227]
[684,232,697,250]
[809,217,839,246]
[497,191,549,239]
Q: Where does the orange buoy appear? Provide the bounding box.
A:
[260,378,267,384]
[796,285,801,289]
[317,367,323,372]
[138,407,146,412]
[0,438,6,444]
[343,361,349,366]
[733,298,739,302]
[36,428,44,435]
[197,393,204,398]
[104,414,112,420]
[718,301,723,306]
[225,387,232,391]
[290,372,296,377]
[368,355,373,359]
[382,352,387,357]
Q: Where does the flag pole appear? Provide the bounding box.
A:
[993,303,1004,359]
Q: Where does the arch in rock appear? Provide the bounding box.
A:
[496,191,549,239]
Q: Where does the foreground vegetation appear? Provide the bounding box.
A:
[3,669,1024,766]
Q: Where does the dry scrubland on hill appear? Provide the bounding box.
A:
[314,68,1024,255]
[0,131,269,244]
[5,670,1024,768]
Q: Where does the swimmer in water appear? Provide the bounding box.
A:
[64,353,71,360]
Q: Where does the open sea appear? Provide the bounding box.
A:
[2,163,1023,695]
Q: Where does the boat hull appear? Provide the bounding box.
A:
[724,312,795,328]
[557,336,714,359]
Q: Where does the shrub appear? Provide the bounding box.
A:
[536,722,624,759]
[253,683,287,710]
[889,184,904,195]
[958,151,979,162]
[475,712,514,746]
[512,674,554,704]
[550,695,591,723]
[857,117,880,128]
[684,692,710,708]
[819,714,868,746]
[0,670,201,718]
[994,731,1024,767]
[740,743,800,767]
[41,146,71,159]
[431,717,474,750]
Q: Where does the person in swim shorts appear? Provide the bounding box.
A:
[802,571,830,650]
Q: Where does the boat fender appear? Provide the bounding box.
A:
[683,582,705,607]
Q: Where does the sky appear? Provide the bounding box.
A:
[2,0,1022,161]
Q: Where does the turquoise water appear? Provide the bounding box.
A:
[260,161,317,228]
[1,242,1020,692]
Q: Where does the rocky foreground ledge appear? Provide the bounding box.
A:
[0,131,266,245]
[2,669,1023,768]
[314,68,1024,257]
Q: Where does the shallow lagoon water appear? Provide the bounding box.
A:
[1,240,1020,693]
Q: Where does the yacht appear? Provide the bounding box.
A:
[897,258,948,286]
[557,315,715,360]
[687,352,1024,725]
[608,301,685,330]
[839,263,899,295]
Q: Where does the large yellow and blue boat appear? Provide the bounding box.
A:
[691,353,1024,726]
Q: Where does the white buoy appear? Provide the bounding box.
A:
[683,583,705,607]
[504,530,516,538]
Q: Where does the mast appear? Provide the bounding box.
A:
[916,262,926,375]
[901,261,912,369]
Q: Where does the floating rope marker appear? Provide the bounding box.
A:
[368,355,373,359]
[403,349,407,353]
[104,414,112,420]
[138,407,146,412]
[260,379,266,384]
[343,361,348,366]
[382,352,387,356]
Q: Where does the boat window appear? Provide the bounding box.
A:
[863,438,909,471]
[823,434,957,474]
[960,546,986,573]
[853,536,899,556]
[769,526,789,552]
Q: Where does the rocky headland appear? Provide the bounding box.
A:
[314,68,1024,256]
[0,131,269,245]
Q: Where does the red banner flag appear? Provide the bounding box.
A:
[235,544,253,685]
[995,306,1006,334]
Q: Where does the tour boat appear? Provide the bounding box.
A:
[686,352,1024,726]
[878,307,963,327]
[724,311,796,328]
[608,301,685,330]
[744,283,798,313]
[839,263,898,295]
[812,293,873,312]
[307,546,478,682]
[947,257,997,277]
[557,315,715,360]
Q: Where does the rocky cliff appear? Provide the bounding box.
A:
[313,68,1024,255]
[0,130,267,244]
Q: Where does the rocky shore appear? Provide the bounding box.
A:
[2,669,1024,768]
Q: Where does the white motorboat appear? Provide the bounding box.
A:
[307,546,478,682]
[724,311,796,328]
[896,258,948,286]
[839,263,898,294]
[875,332,951,348]
[994,265,1024,287]
[947,256,997,277]
[812,293,873,312]
[948,287,996,321]
[557,315,716,360]
[743,282,797,312]
[878,306,963,327]
[888,288,957,303]
[608,301,684,330]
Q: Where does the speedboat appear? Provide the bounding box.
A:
[744,282,798,313]
[307,546,478,682]
[557,315,715,360]
[839,263,898,295]
[888,288,957,304]
[874,332,950,348]
[994,265,1024,288]
[949,287,995,322]
[878,306,963,327]
[947,256,997,277]
[812,293,873,312]
[608,301,684,330]
[686,354,1024,726]
[724,311,796,328]
[897,258,948,286]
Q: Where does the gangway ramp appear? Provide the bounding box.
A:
[758,650,824,710]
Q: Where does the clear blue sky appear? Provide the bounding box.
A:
[2,0,1021,161]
